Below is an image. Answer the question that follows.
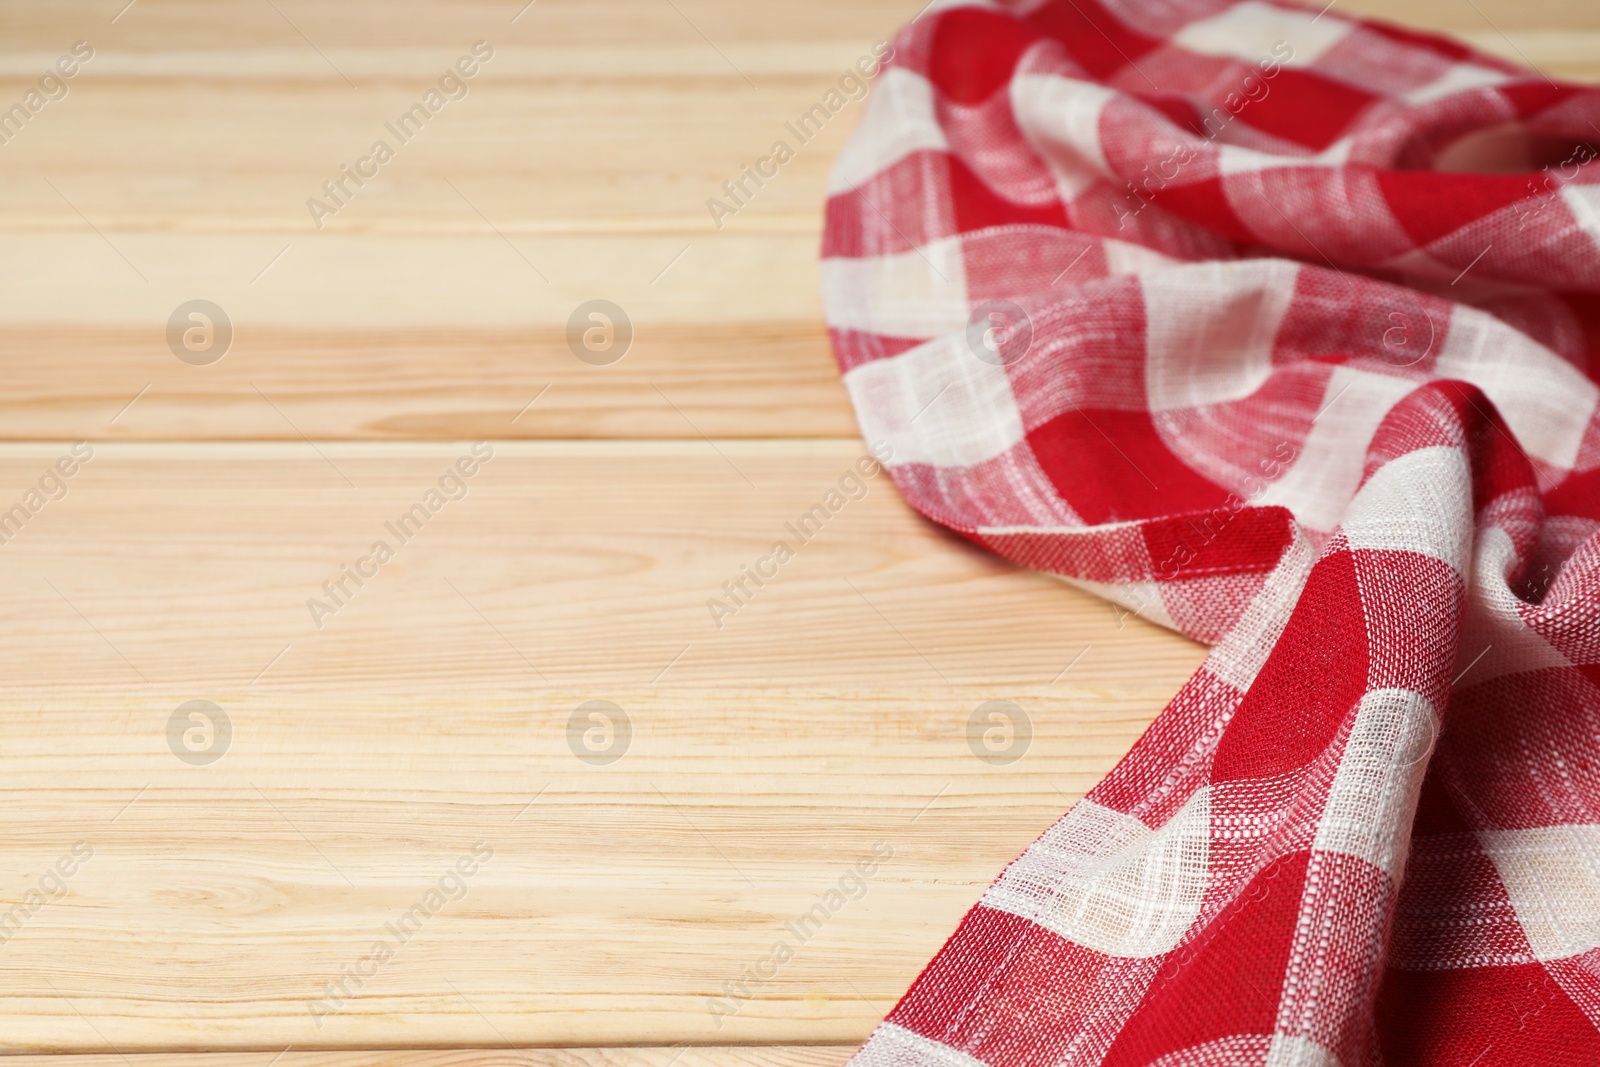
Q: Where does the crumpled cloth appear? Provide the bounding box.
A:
[821,0,1600,1062]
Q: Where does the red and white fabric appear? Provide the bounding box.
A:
[822,0,1600,1062]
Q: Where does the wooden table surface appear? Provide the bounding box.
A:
[0,0,1592,1062]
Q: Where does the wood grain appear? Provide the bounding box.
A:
[0,686,1162,1049]
[0,442,1204,691]
[0,443,1200,1052]
[0,0,907,441]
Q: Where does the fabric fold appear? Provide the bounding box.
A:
[823,1,1600,1062]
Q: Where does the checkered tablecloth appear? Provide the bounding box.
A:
[822,0,1600,1061]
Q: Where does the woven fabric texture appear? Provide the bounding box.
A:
[821,0,1600,1062]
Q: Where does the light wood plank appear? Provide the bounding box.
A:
[0,248,853,441]
[0,442,1200,1051]
[0,441,1202,690]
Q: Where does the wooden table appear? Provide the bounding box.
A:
[0,1,1590,1063]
